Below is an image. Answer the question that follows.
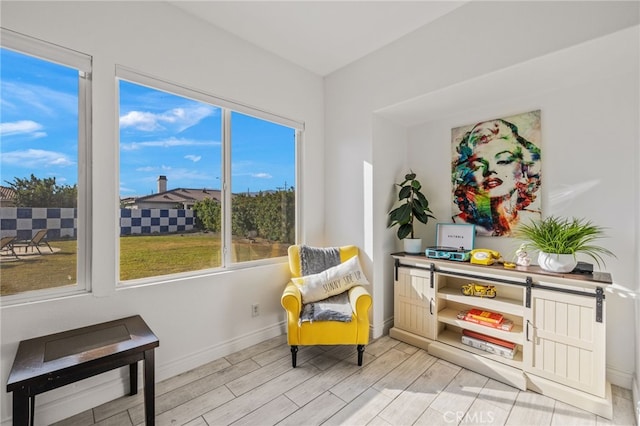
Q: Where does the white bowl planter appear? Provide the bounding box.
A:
[403,238,423,255]
[537,252,577,273]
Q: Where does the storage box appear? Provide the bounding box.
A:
[461,335,517,359]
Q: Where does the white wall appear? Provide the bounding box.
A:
[0,2,324,424]
[324,0,639,393]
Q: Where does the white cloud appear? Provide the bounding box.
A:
[119,111,161,131]
[120,137,219,151]
[119,105,216,132]
[185,154,202,162]
[119,185,138,194]
[135,166,156,172]
[252,172,272,179]
[0,120,46,138]
[1,149,74,168]
[165,168,214,183]
[2,82,77,117]
[135,168,215,188]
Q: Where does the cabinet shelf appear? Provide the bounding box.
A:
[437,286,524,316]
[438,329,523,368]
[438,308,524,345]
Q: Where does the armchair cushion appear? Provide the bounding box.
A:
[292,255,369,304]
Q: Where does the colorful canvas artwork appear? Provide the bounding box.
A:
[451,110,542,237]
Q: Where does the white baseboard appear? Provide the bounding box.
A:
[606,365,634,390]
[370,317,394,340]
[1,321,286,426]
[157,321,285,381]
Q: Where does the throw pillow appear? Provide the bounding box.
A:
[292,255,369,304]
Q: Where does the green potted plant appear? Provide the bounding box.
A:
[388,171,435,254]
[515,216,615,273]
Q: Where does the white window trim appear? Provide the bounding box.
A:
[1,28,91,72]
[115,66,301,286]
[0,29,92,306]
[116,65,303,131]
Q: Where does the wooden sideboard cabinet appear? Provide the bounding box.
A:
[390,253,613,419]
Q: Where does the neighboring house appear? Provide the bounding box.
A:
[121,176,221,209]
[122,188,221,210]
[0,186,16,207]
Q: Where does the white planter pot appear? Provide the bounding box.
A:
[537,252,577,273]
[403,238,423,254]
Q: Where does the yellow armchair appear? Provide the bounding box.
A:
[281,245,372,367]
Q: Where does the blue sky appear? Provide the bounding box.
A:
[1,47,296,197]
[1,48,79,187]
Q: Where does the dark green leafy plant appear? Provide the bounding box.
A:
[515,216,615,267]
[6,174,77,207]
[388,172,435,239]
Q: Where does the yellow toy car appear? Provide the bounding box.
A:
[461,283,497,298]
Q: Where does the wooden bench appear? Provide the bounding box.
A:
[6,315,159,425]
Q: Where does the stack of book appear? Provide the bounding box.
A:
[458,308,514,331]
[461,329,517,359]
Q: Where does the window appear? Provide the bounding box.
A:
[230,112,296,263]
[0,29,91,301]
[117,68,299,283]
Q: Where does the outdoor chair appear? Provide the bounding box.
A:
[1,236,19,259]
[14,229,53,255]
[281,245,372,368]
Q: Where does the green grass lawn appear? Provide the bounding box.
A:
[1,233,289,296]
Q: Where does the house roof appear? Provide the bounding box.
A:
[0,186,16,202]
[131,188,221,204]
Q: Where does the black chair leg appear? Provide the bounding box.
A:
[290,346,298,368]
[357,345,365,366]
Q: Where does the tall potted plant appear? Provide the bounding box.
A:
[515,216,615,273]
[388,171,435,254]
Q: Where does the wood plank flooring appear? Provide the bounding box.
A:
[54,335,637,426]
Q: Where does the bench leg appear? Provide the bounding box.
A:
[144,349,155,425]
[29,396,35,426]
[129,361,138,396]
[12,391,29,426]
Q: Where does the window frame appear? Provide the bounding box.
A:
[115,66,302,285]
[0,28,92,305]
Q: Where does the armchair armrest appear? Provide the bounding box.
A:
[348,285,372,317]
[281,282,302,320]
[282,282,302,345]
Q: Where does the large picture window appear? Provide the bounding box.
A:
[0,29,91,301]
[117,68,298,283]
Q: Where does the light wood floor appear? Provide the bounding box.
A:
[55,334,637,426]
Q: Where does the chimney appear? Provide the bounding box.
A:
[158,175,167,193]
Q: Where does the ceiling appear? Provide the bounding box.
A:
[168,1,469,76]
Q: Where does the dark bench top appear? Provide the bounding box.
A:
[7,315,159,391]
